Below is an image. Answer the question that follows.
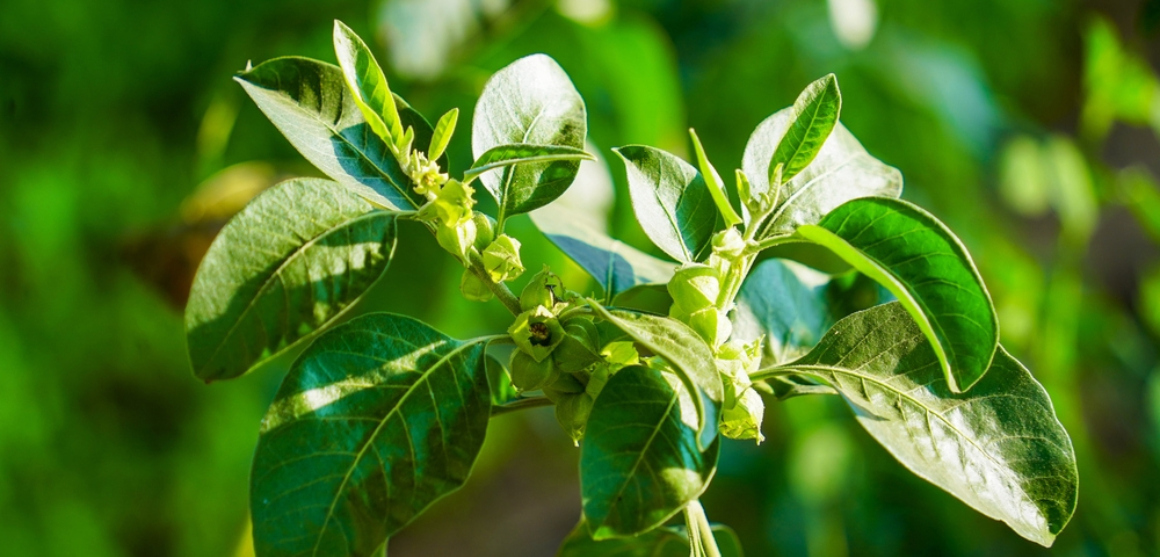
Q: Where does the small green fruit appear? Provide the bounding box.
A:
[460,269,493,302]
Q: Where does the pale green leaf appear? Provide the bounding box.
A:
[428,107,459,161]
[185,178,397,382]
[333,20,404,143]
[251,314,492,557]
[465,144,594,181]
[615,145,720,262]
[689,128,742,227]
[770,74,842,184]
[764,302,1077,547]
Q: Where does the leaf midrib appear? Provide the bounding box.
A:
[311,336,486,557]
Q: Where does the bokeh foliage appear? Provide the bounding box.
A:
[3,0,1160,555]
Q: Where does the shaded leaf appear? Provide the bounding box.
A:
[731,258,837,365]
[251,314,492,557]
[769,74,842,184]
[530,203,676,298]
[581,366,720,539]
[465,144,593,181]
[559,520,743,557]
[615,145,720,262]
[586,304,722,448]
[766,302,1077,547]
[236,57,422,210]
[186,178,397,382]
[741,106,901,238]
[472,54,587,218]
[797,196,998,392]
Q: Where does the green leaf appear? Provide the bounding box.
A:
[185,178,397,382]
[580,366,720,539]
[797,196,998,392]
[428,107,459,161]
[764,303,1077,547]
[586,304,722,447]
[465,144,594,181]
[530,204,676,298]
[615,145,720,262]
[236,57,422,210]
[559,520,743,557]
[333,20,404,144]
[740,105,901,239]
[251,314,492,557]
[770,74,842,185]
[472,54,587,219]
[732,258,836,365]
[689,129,742,227]
[395,93,447,170]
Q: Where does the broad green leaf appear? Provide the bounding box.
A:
[427,108,459,161]
[689,129,742,227]
[586,304,722,447]
[797,196,998,392]
[251,313,492,557]
[740,105,901,239]
[580,365,720,539]
[731,258,837,365]
[530,203,676,298]
[333,20,403,144]
[465,144,594,181]
[185,178,397,382]
[236,57,423,210]
[471,54,587,218]
[559,520,743,557]
[765,303,1077,547]
[615,145,720,262]
[770,74,842,185]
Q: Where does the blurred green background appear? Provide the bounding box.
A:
[4,0,1160,555]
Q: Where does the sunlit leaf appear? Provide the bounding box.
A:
[333,20,404,144]
[427,107,459,161]
[471,54,587,219]
[236,57,423,210]
[186,178,397,382]
[769,74,841,185]
[251,313,492,557]
[797,196,998,392]
[465,144,593,181]
[615,145,720,262]
[764,302,1077,547]
[580,365,720,539]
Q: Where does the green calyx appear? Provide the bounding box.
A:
[555,391,595,445]
[668,264,722,313]
[460,268,493,302]
[482,234,525,283]
[508,305,566,362]
[716,340,764,443]
[553,317,602,373]
[510,349,559,392]
[520,266,566,311]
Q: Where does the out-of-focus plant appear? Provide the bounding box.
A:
[185,20,1079,557]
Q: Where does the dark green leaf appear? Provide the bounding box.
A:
[581,366,720,539]
[235,57,422,210]
[559,520,743,557]
[741,106,901,239]
[586,304,722,447]
[766,303,1077,547]
[615,145,720,263]
[465,143,594,181]
[333,20,404,144]
[770,74,842,184]
[530,204,676,298]
[472,54,587,218]
[731,258,837,365]
[251,314,492,557]
[797,196,998,392]
[185,178,397,382]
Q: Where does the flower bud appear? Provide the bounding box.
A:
[508,305,565,362]
[436,216,477,263]
[712,227,746,259]
[431,179,475,226]
[519,266,563,311]
[460,268,493,302]
[684,307,732,347]
[482,234,524,283]
[554,391,595,444]
[471,212,496,253]
[553,317,602,373]
[667,264,721,314]
[717,339,764,443]
[509,349,558,392]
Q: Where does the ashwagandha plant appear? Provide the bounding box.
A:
[185,20,1080,556]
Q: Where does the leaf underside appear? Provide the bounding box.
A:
[185,178,397,381]
[616,145,720,262]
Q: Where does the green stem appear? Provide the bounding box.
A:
[684,500,721,557]
[491,396,553,416]
[468,251,522,315]
[749,366,799,382]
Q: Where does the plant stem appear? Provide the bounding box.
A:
[468,252,522,315]
[491,396,553,416]
[748,367,797,382]
[684,500,722,557]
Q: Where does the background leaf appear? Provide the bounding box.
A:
[580,365,720,540]
[236,57,423,210]
[768,302,1077,547]
[770,74,841,184]
[797,196,999,392]
[741,106,901,238]
[251,313,491,557]
[615,145,720,262]
[185,178,397,381]
[465,143,593,181]
[471,54,587,219]
[559,520,743,557]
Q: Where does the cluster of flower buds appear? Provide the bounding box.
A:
[667,263,731,348]
[716,339,765,443]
